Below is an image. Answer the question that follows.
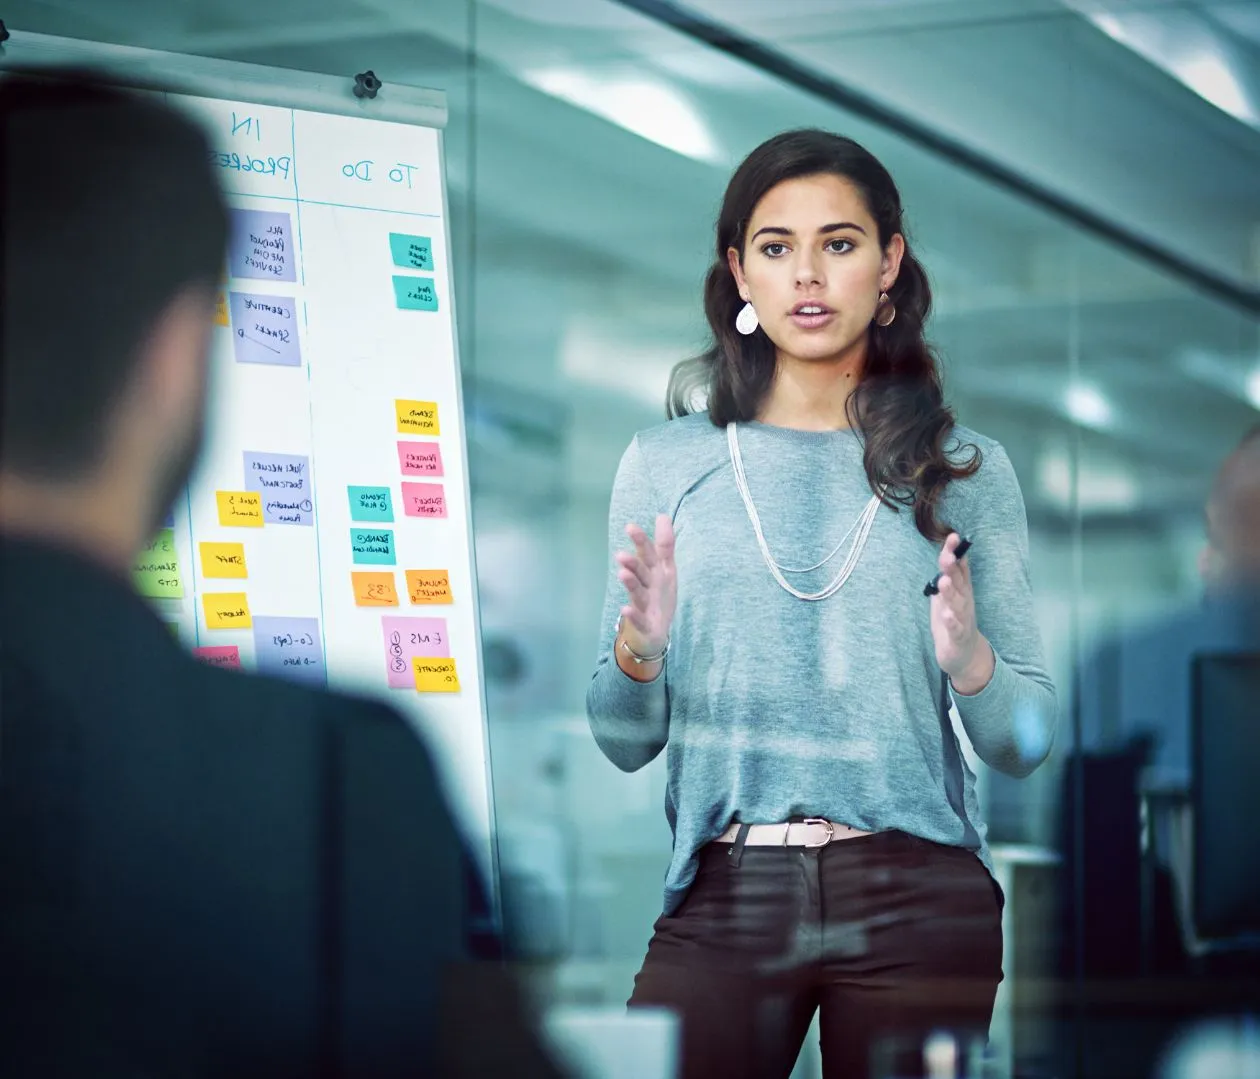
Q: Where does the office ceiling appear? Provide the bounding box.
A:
[4,0,1258,526]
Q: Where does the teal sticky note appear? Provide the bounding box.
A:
[348,485,394,523]
[389,233,434,271]
[351,527,396,565]
[392,275,438,312]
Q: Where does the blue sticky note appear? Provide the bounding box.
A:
[228,208,296,282]
[252,616,326,688]
[392,275,438,312]
[351,527,396,565]
[348,485,394,523]
[244,451,312,525]
[389,233,434,271]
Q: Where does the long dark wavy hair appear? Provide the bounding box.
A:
[667,129,979,542]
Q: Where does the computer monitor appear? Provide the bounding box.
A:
[1191,654,1260,942]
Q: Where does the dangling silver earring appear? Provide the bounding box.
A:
[735,301,759,336]
[874,291,896,328]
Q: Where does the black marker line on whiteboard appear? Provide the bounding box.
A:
[241,333,281,354]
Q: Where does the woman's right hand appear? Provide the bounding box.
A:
[616,513,677,655]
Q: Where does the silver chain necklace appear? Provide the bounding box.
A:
[727,421,884,602]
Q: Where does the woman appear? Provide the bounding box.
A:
[585,129,1057,1079]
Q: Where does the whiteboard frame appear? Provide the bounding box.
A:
[0,30,447,128]
[0,30,506,933]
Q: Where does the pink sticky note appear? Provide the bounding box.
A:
[401,481,447,519]
[193,645,241,670]
[397,440,444,477]
[381,616,450,688]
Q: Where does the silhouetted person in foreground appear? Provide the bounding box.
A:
[0,70,565,1079]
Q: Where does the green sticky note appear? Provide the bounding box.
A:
[392,275,438,312]
[133,527,184,599]
[348,485,394,523]
[351,527,396,566]
[389,233,434,271]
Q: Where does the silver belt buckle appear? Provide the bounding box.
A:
[802,817,835,848]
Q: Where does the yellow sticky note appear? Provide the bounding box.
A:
[214,291,229,327]
[352,571,399,607]
[413,657,460,693]
[133,528,184,599]
[405,569,452,605]
[395,399,440,436]
[216,490,264,527]
[200,542,247,579]
[203,592,252,630]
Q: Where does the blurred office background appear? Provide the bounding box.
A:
[10,0,1259,1074]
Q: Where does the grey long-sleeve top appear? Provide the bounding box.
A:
[586,412,1057,916]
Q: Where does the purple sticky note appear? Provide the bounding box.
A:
[397,440,444,477]
[228,208,296,282]
[381,615,449,689]
[244,451,312,525]
[229,292,301,367]
[253,616,325,687]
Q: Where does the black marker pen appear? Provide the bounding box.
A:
[924,537,972,596]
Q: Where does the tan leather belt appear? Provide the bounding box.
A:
[714,819,872,848]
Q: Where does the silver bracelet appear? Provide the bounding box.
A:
[619,634,670,665]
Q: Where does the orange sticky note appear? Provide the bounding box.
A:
[203,592,252,629]
[200,541,247,579]
[413,657,460,693]
[352,571,399,607]
[214,291,229,327]
[405,569,452,605]
[216,490,263,527]
[395,399,440,436]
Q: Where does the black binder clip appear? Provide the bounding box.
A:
[352,70,382,100]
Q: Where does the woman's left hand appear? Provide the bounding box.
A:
[930,533,995,695]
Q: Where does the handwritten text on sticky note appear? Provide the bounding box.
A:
[401,482,447,519]
[193,645,241,670]
[351,528,396,566]
[381,616,449,689]
[392,275,438,312]
[352,571,399,607]
[214,291,230,327]
[200,542,247,579]
[348,485,394,523]
[253,616,325,687]
[406,569,452,605]
[203,592,252,630]
[216,491,264,527]
[414,658,461,693]
[244,451,312,526]
[228,208,296,282]
[397,440,444,477]
[389,233,434,271]
[230,293,301,367]
[395,400,440,436]
[133,528,183,599]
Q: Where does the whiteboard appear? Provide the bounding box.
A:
[1,33,499,919]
